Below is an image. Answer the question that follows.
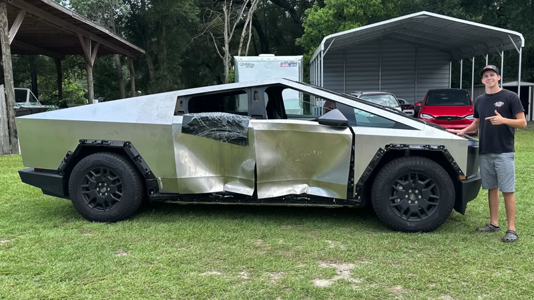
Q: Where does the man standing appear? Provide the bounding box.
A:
[448,65,526,243]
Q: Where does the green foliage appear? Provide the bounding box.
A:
[297,0,401,56]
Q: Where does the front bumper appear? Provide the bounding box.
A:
[18,168,69,199]
[454,172,481,214]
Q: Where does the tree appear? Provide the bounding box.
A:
[201,0,261,83]
[123,0,199,93]
[297,0,401,57]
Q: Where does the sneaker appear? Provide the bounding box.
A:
[476,223,501,232]
[502,230,518,243]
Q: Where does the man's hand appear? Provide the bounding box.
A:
[446,129,466,136]
[485,110,506,125]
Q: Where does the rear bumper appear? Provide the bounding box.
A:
[18,168,69,199]
[454,172,481,214]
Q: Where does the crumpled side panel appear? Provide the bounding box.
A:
[182,112,249,146]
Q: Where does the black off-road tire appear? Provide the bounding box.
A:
[371,156,455,232]
[68,152,145,222]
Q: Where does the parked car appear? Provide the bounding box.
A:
[397,98,415,117]
[17,79,481,232]
[349,91,403,111]
[416,89,476,134]
[13,88,58,116]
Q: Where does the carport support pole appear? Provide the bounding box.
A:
[449,61,452,88]
[0,2,19,154]
[460,59,463,89]
[471,56,475,97]
[518,47,522,98]
[501,51,504,88]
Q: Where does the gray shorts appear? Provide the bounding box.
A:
[479,152,515,193]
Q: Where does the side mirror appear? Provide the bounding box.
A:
[318,109,348,127]
[415,102,422,107]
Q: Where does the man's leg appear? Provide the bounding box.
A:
[502,192,516,231]
[477,154,500,232]
[495,153,517,242]
[488,188,500,227]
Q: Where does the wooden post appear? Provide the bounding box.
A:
[55,58,62,100]
[78,34,99,104]
[0,85,9,155]
[128,56,136,97]
[0,2,19,154]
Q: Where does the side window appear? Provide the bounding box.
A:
[336,103,414,129]
[279,88,326,119]
[187,90,248,115]
[15,89,27,103]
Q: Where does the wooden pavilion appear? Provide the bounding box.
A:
[0,0,145,155]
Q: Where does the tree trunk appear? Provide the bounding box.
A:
[54,58,62,100]
[0,2,18,154]
[252,16,270,53]
[128,57,136,97]
[145,42,155,82]
[29,56,38,99]
[114,54,125,98]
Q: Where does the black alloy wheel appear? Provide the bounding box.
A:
[68,152,145,222]
[371,156,455,232]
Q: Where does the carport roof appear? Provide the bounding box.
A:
[312,11,524,61]
[6,0,144,58]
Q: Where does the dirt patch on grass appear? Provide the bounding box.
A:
[313,262,360,288]
[115,250,129,256]
[0,238,14,244]
[239,271,249,279]
[325,240,347,250]
[269,272,285,283]
[200,271,222,276]
[389,285,406,293]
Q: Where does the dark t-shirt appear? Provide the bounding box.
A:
[474,89,524,154]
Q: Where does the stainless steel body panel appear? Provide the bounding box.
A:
[17,92,179,180]
[352,126,468,184]
[252,119,352,199]
[168,116,256,195]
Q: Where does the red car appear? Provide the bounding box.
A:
[416,89,477,134]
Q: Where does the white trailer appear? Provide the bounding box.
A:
[234,54,303,114]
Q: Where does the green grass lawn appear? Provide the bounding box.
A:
[1,129,534,300]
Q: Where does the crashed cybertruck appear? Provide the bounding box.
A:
[17,79,481,232]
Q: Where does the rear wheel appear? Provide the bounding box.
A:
[68,152,145,222]
[371,156,455,232]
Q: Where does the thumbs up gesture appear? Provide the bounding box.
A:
[485,110,505,125]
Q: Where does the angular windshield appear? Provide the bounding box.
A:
[359,94,399,107]
[425,90,472,106]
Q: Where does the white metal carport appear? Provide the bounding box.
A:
[310,11,525,105]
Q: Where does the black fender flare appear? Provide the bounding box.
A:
[58,139,159,197]
[354,143,465,211]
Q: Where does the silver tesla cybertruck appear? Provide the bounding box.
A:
[17,79,481,232]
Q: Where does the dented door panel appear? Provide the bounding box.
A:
[169,114,256,195]
[252,120,352,199]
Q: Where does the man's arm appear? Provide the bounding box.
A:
[485,111,527,129]
[505,112,528,129]
[447,118,480,135]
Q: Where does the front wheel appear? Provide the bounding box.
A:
[371,156,455,232]
[68,152,145,222]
